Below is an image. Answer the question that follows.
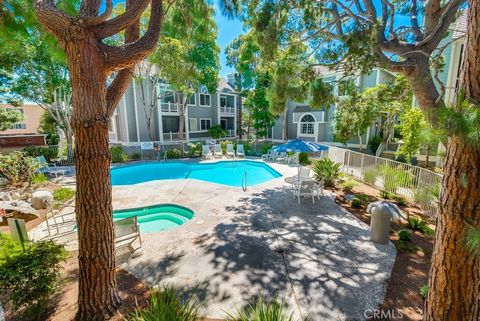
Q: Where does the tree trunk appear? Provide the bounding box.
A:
[425,146,430,168]
[178,98,187,141]
[424,3,480,320]
[357,131,363,151]
[64,126,75,163]
[282,107,288,140]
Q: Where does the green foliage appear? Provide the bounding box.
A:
[38,112,60,145]
[392,195,407,206]
[363,169,378,185]
[187,142,203,157]
[260,142,273,155]
[0,152,41,185]
[220,140,235,154]
[407,216,434,236]
[298,152,310,165]
[130,152,141,160]
[208,125,227,139]
[0,236,67,318]
[313,158,341,187]
[397,108,428,162]
[464,226,480,257]
[226,295,302,321]
[368,135,382,154]
[380,189,392,199]
[128,286,199,321]
[397,240,418,252]
[0,107,24,131]
[53,187,75,203]
[379,164,413,193]
[351,198,362,208]
[414,183,441,206]
[340,180,358,194]
[420,285,429,299]
[110,146,128,163]
[398,229,412,242]
[166,149,182,159]
[356,193,370,204]
[23,145,58,163]
[31,173,48,184]
[440,99,480,148]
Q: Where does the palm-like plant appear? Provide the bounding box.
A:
[226,296,306,321]
[313,158,341,187]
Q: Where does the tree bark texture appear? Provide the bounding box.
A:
[424,3,480,320]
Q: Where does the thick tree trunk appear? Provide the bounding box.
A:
[424,3,480,320]
[67,40,118,321]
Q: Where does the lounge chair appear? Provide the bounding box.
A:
[288,152,300,164]
[36,156,68,177]
[293,180,321,204]
[276,152,288,163]
[261,150,272,161]
[202,145,211,159]
[236,144,245,158]
[226,144,235,158]
[267,151,279,162]
[213,144,223,158]
[114,216,142,250]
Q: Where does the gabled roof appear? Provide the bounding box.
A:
[218,77,236,93]
[293,105,313,113]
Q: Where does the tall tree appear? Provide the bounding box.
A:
[151,0,220,141]
[234,1,479,320]
[29,1,164,319]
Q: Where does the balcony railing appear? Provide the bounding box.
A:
[160,102,179,113]
[163,131,179,141]
[224,129,235,137]
[220,106,235,114]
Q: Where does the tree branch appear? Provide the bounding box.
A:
[410,0,424,41]
[92,0,150,39]
[34,0,73,36]
[82,0,113,26]
[104,0,163,72]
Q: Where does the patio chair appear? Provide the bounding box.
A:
[293,180,321,204]
[298,166,311,179]
[276,152,288,163]
[288,152,300,164]
[267,151,279,162]
[36,156,68,178]
[226,144,235,158]
[236,144,245,158]
[115,216,142,250]
[261,150,272,161]
[213,144,223,158]
[202,145,211,159]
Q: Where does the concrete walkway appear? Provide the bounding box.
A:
[111,161,396,321]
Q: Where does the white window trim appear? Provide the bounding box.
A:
[187,93,196,106]
[199,93,211,107]
[297,113,317,138]
[199,118,212,132]
[188,118,199,132]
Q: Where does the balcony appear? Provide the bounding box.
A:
[160,102,179,114]
[163,131,179,141]
[219,106,235,115]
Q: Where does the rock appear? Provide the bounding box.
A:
[20,193,31,201]
[368,201,405,222]
[11,192,21,200]
[0,192,12,202]
[31,190,54,210]
[0,201,39,217]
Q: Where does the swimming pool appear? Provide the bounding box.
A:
[114,204,194,233]
[111,160,282,187]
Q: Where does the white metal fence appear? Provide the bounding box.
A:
[323,145,442,219]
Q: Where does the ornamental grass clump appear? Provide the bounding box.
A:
[226,295,306,321]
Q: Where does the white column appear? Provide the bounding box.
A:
[185,105,190,141]
[132,80,141,142]
[157,97,163,142]
[121,95,129,142]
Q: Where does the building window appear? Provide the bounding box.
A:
[11,123,27,130]
[299,114,315,135]
[189,118,198,132]
[200,118,211,131]
[199,93,211,107]
[187,94,196,105]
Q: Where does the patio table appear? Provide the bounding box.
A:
[284,176,313,187]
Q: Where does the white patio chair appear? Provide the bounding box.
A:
[226,144,235,158]
[298,166,311,179]
[276,152,288,163]
[293,180,321,204]
[261,150,272,161]
[213,144,223,158]
[268,151,279,162]
[288,152,300,164]
[202,145,211,159]
[236,144,245,158]
[115,216,142,250]
[36,156,68,177]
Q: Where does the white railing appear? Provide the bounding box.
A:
[162,131,179,141]
[223,129,236,138]
[160,102,179,113]
[220,106,235,114]
[323,145,442,219]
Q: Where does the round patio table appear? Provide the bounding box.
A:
[284,176,313,187]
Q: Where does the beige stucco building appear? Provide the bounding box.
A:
[1,104,44,135]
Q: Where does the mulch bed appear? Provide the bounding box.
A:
[333,182,434,321]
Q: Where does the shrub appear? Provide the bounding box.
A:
[226,295,299,321]
[54,187,75,204]
[187,142,203,157]
[0,152,41,185]
[397,240,418,252]
[260,142,273,155]
[368,135,382,154]
[392,194,407,206]
[0,236,67,318]
[356,193,370,204]
[398,229,412,242]
[351,198,362,208]
[31,173,48,184]
[128,286,199,321]
[166,149,182,159]
[379,164,413,193]
[340,180,358,194]
[298,152,310,165]
[380,189,392,199]
[23,145,59,163]
[363,169,378,185]
[313,158,341,187]
[414,183,441,207]
[419,285,428,299]
[407,216,434,235]
[110,145,128,163]
[220,140,235,154]
[208,125,227,139]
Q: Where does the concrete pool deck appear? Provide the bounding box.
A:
[31,160,396,320]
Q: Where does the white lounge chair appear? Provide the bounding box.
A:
[276,152,288,163]
[261,150,272,161]
[36,156,68,177]
[202,145,211,159]
[268,151,279,162]
[226,144,235,158]
[288,152,300,164]
[213,144,223,158]
[115,216,142,250]
[293,180,321,204]
[236,144,245,158]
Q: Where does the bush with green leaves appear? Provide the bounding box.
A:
[340,179,358,194]
[351,198,362,208]
[110,145,128,163]
[23,145,59,163]
[187,142,203,157]
[166,148,182,159]
[130,152,142,160]
[0,236,67,318]
[407,216,434,235]
[313,158,341,187]
[31,173,48,184]
[128,286,199,321]
[380,189,392,199]
[367,135,382,154]
[220,140,235,154]
[298,152,310,165]
[392,195,407,206]
[226,295,303,321]
[363,168,378,185]
[398,229,412,242]
[54,187,75,203]
[208,125,227,139]
[0,152,41,185]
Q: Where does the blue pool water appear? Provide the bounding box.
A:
[111,160,282,187]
